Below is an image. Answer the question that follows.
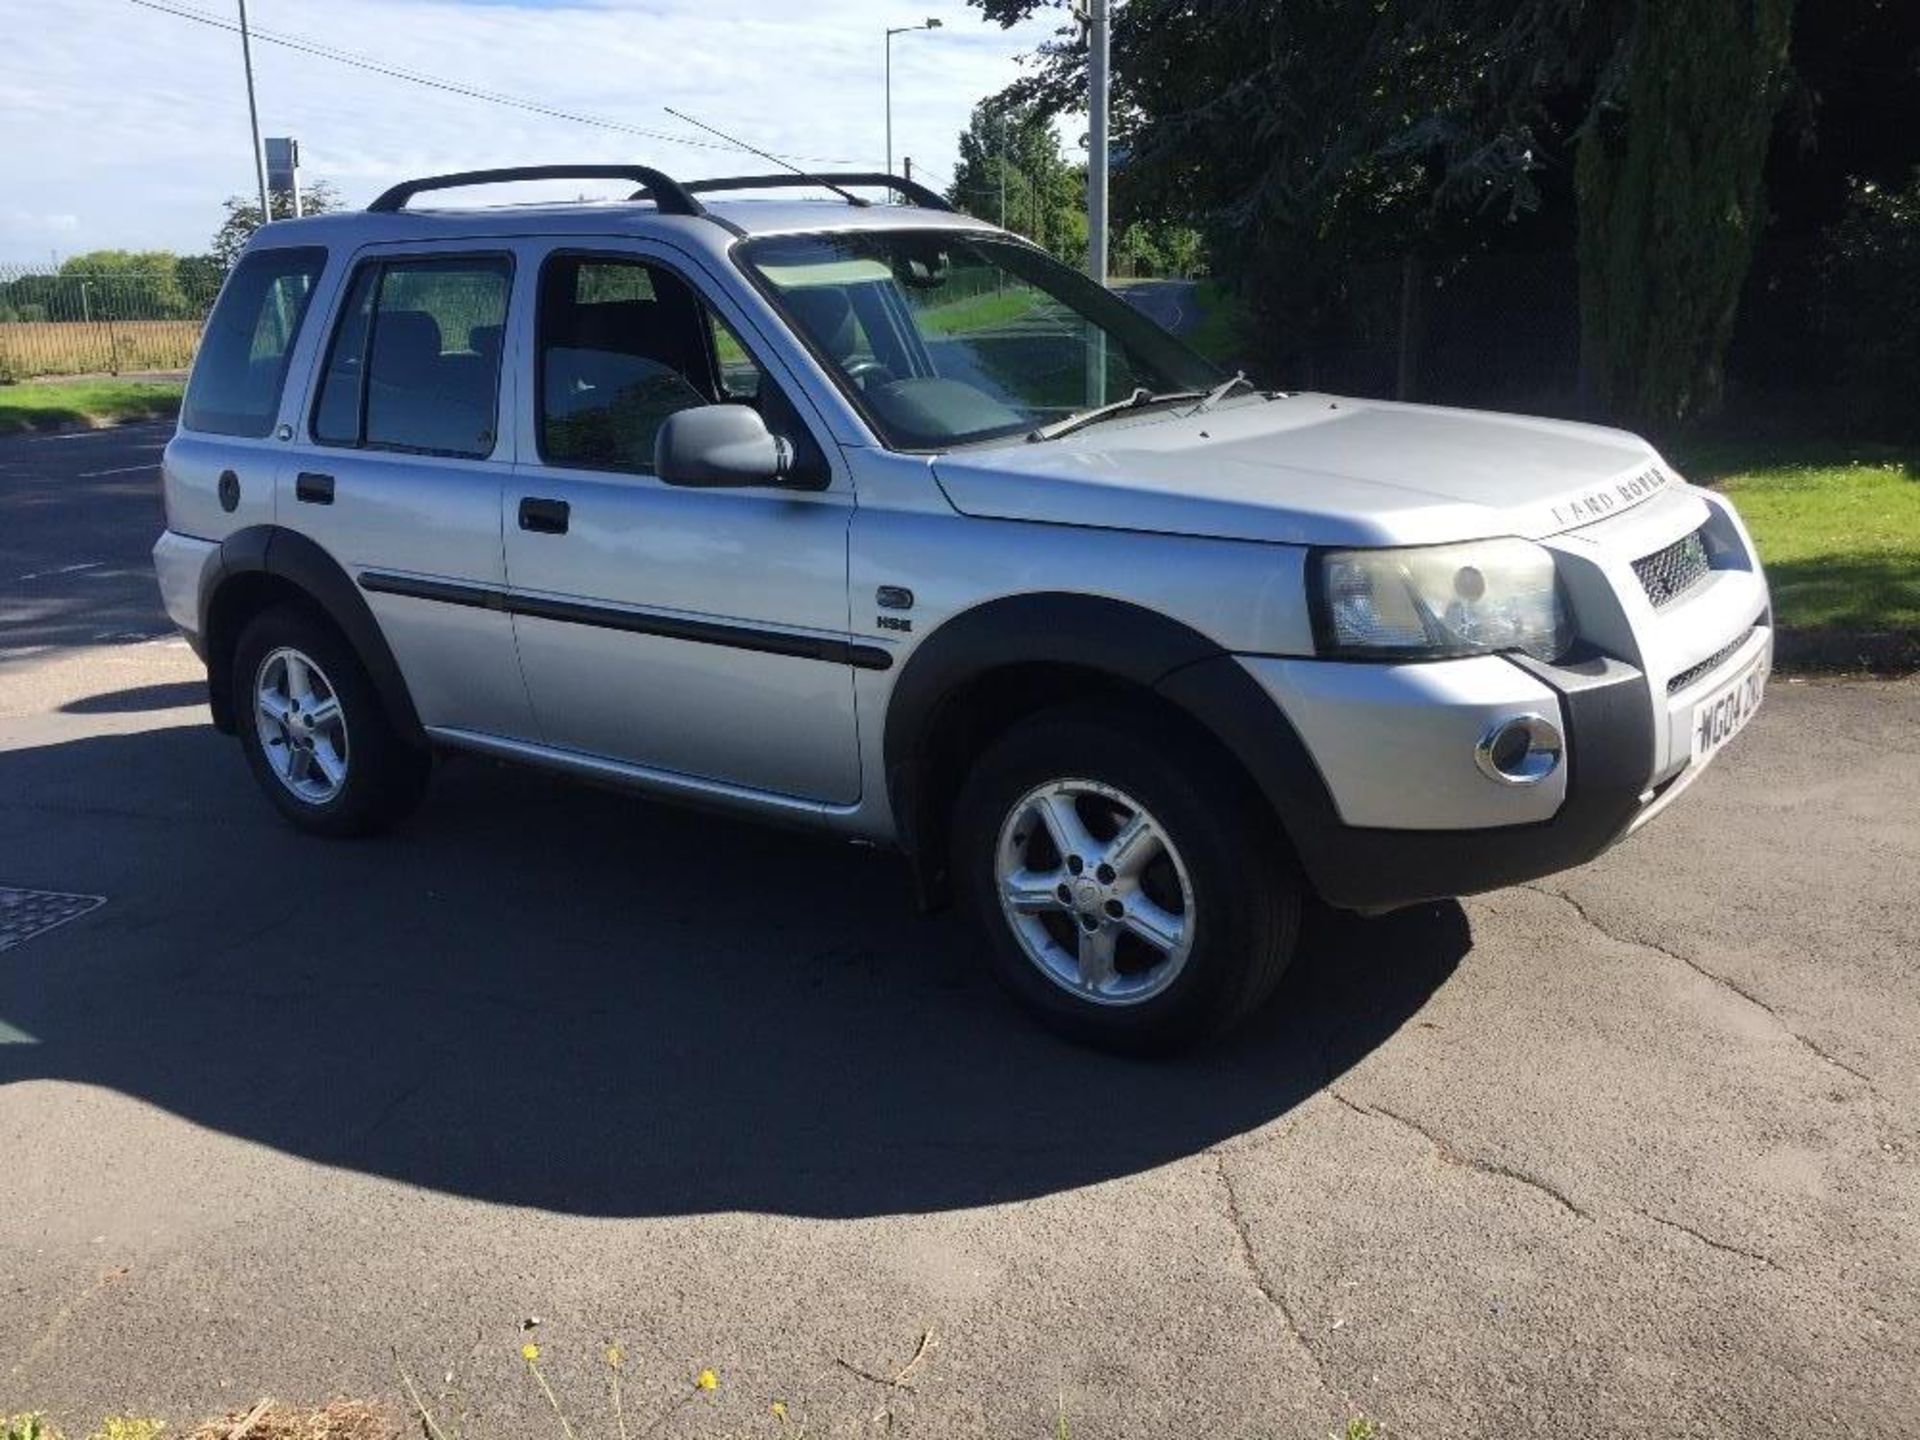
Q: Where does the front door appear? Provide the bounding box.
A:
[501,244,860,804]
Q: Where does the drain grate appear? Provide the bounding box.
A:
[0,887,105,952]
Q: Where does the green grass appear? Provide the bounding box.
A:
[0,379,182,434]
[916,287,1048,336]
[1675,441,1920,634]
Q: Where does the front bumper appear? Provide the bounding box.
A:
[1238,650,1661,910]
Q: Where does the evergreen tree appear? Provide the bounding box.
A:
[1575,0,1797,423]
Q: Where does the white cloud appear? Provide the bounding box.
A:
[0,0,1069,259]
[1,208,82,238]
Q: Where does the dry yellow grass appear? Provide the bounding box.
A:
[0,320,201,379]
[182,1401,399,1440]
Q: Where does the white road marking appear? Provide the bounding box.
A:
[14,562,103,582]
[76,463,159,478]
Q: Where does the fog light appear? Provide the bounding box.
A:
[1474,714,1563,785]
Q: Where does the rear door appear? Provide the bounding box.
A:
[501,242,861,804]
[284,241,535,740]
[166,244,329,544]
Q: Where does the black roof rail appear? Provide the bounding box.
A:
[665,173,955,212]
[367,165,706,216]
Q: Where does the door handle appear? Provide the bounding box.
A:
[295,471,334,505]
[518,497,570,535]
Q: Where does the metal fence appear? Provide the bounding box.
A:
[0,264,222,382]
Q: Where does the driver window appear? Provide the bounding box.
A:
[537,256,714,473]
[536,253,829,484]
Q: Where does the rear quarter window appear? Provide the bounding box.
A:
[181,246,328,437]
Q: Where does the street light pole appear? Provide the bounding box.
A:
[885,18,942,194]
[1086,0,1110,286]
[236,0,272,224]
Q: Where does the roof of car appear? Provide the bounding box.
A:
[249,196,1002,256]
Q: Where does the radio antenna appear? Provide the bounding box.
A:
[663,106,871,207]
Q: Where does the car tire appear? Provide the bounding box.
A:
[232,603,430,838]
[953,704,1301,1055]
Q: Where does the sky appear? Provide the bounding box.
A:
[0,0,1070,262]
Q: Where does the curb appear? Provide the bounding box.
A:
[1775,625,1920,677]
[0,407,180,439]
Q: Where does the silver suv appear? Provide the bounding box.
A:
[152,165,1771,1052]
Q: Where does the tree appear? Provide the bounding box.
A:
[1812,170,1920,438]
[1575,0,1797,424]
[1113,220,1206,277]
[173,252,226,310]
[967,1,1572,379]
[211,179,340,269]
[968,0,1816,425]
[947,99,1088,264]
[1763,0,1920,241]
[55,249,195,319]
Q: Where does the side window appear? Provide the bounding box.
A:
[536,252,831,486]
[181,246,327,437]
[537,256,716,473]
[311,254,510,458]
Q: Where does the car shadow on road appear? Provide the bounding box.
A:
[0,720,1470,1218]
[59,680,208,714]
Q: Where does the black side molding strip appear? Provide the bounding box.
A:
[359,571,893,672]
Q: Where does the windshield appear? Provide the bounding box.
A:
[738,230,1221,450]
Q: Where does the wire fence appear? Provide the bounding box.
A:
[0,264,222,382]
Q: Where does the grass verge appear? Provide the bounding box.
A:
[1676,439,1919,670]
[0,380,183,435]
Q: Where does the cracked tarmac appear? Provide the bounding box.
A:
[2,424,1917,1437]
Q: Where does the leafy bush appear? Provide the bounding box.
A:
[1816,172,1920,439]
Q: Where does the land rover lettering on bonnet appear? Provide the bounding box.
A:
[153,164,1772,1052]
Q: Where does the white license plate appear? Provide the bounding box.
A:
[1691,651,1766,763]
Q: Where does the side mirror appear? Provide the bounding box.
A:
[655,405,792,488]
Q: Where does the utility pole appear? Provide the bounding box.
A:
[237,0,272,224]
[998,111,1007,229]
[1086,0,1110,287]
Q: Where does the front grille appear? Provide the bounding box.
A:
[1668,627,1755,694]
[1634,527,1713,608]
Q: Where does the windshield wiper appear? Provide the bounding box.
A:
[1187,370,1256,416]
[1027,387,1207,443]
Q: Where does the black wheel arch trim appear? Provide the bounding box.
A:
[199,525,427,747]
[883,592,1301,905]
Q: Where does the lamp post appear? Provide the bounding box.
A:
[885,17,942,190]
[1086,0,1109,285]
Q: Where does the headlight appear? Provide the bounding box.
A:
[1314,538,1571,661]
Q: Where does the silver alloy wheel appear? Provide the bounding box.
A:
[254,646,349,805]
[993,778,1196,1006]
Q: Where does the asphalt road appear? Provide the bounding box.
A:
[1120,278,1203,336]
[2,422,1917,1437]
